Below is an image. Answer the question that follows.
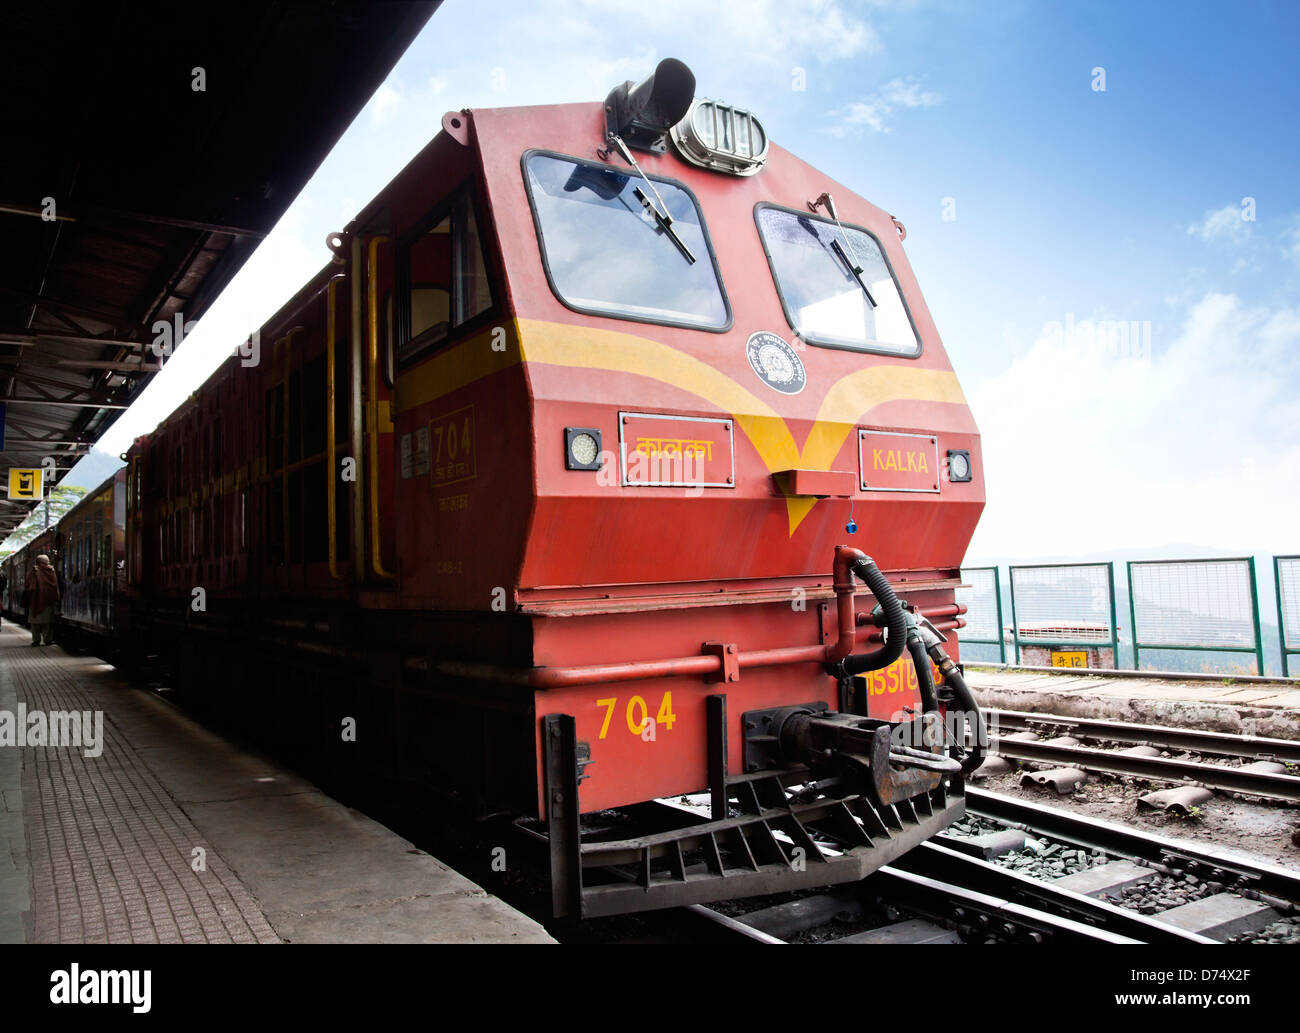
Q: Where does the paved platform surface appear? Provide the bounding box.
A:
[0,624,553,943]
[965,666,1300,739]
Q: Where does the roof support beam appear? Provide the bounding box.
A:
[0,356,159,373]
[0,286,138,329]
[4,399,128,411]
[0,199,267,240]
[0,328,148,351]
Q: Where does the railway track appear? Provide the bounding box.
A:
[685,852,1153,944]
[678,787,1299,944]
[987,708,1300,764]
[965,786,1300,904]
[983,708,1300,803]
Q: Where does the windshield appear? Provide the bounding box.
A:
[755,205,920,356]
[523,152,729,330]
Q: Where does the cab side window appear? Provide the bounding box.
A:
[398,189,494,367]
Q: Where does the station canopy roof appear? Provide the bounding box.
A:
[0,0,439,534]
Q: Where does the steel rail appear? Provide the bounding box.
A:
[967,661,1297,688]
[684,861,1142,944]
[898,841,1213,943]
[986,735,1300,803]
[966,786,1300,903]
[862,865,1138,944]
[683,905,786,944]
[986,708,1300,764]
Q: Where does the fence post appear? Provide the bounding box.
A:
[993,564,1006,664]
[1247,556,1265,676]
[1008,567,1020,666]
[1106,561,1119,670]
[1126,561,1139,672]
[1276,555,1290,679]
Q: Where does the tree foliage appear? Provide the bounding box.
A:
[0,485,88,557]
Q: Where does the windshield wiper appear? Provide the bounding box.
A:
[632,186,696,264]
[608,133,697,265]
[812,192,875,308]
[830,238,876,308]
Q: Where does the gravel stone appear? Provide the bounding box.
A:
[1102,873,1217,915]
[945,815,1006,838]
[989,838,1110,880]
[1226,916,1300,945]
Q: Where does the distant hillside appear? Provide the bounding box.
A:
[61,449,126,493]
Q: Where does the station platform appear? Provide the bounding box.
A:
[0,624,553,944]
[965,664,1300,740]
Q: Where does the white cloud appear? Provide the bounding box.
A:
[1282,215,1300,270]
[967,292,1300,560]
[573,0,881,64]
[369,81,402,125]
[827,76,942,135]
[441,0,883,114]
[1187,202,1252,242]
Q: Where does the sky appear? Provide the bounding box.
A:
[38,0,1300,566]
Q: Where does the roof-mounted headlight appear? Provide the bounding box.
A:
[670,99,768,176]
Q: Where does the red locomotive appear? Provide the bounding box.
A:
[31,60,986,918]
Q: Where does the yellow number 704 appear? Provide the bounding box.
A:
[595,693,677,738]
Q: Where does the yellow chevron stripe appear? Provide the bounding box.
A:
[393,318,965,536]
[392,322,523,413]
[518,319,965,534]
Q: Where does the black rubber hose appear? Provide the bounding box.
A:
[835,555,907,677]
[942,661,986,777]
[907,634,939,715]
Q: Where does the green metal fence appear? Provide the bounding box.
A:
[956,566,1005,663]
[1127,558,1265,675]
[1275,555,1300,678]
[1008,562,1120,667]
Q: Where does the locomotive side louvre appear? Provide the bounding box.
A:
[112,62,985,917]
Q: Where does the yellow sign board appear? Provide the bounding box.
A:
[7,468,43,500]
[1050,650,1087,668]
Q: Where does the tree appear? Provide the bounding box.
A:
[0,486,88,557]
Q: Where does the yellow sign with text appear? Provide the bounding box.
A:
[7,468,43,500]
[1050,650,1087,668]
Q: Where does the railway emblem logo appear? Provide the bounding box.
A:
[745,331,805,395]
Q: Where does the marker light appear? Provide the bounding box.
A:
[947,450,972,483]
[566,428,602,471]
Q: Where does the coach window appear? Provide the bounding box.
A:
[523,151,730,332]
[398,189,495,367]
[755,204,920,357]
